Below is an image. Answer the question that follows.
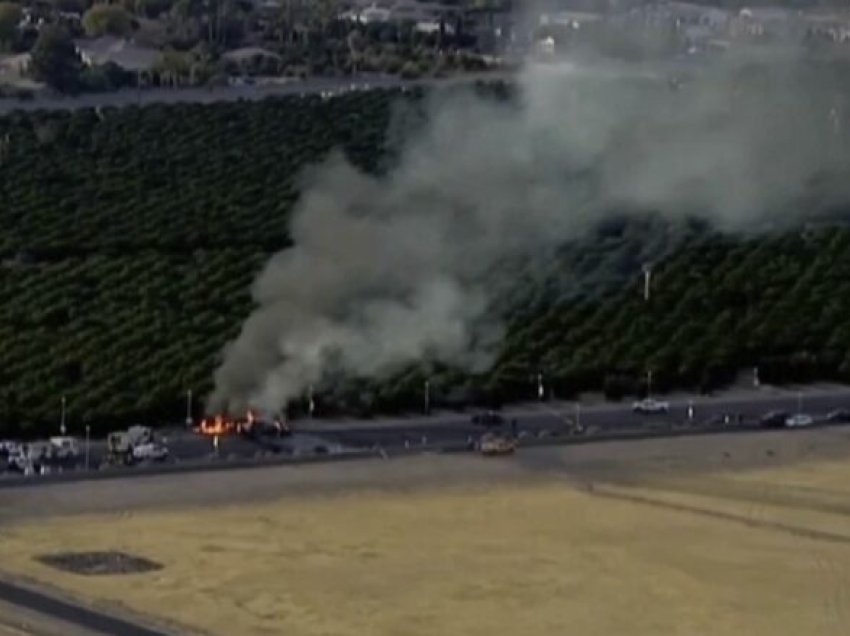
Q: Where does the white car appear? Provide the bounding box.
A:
[7,447,34,474]
[785,414,814,428]
[632,398,670,415]
[131,443,169,462]
[0,441,20,456]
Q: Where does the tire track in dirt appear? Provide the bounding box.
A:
[631,475,850,519]
[585,485,850,546]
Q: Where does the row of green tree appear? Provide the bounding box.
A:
[2,88,850,437]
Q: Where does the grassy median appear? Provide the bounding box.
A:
[1,453,850,636]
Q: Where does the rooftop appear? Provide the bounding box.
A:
[74,37,159,73]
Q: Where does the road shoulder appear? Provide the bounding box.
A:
[0,573,182,636]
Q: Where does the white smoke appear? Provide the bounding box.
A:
[209,51,850,414]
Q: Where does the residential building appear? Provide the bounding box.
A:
[339,1,456,26]
[539,10,604,30]
[75,37,159,74]
[804,13,850,44]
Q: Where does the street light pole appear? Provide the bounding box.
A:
[185,389,193,427]
[537,372,544,401]
[59,395,66,436]
[424,379,431,415]
[642,264,652,302]
[84,425,90,471]
[647,370,653,399]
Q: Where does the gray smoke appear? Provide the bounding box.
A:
[210,49,850,414]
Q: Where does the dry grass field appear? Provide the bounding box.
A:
[2,430,850,636]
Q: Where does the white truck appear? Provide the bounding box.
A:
[49,436,80,459]
[106,426,168,466]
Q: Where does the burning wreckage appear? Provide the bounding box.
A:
[194,410,291,440]
[194,410,343,458]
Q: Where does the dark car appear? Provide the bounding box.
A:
[240,417,291,440]
[760,410,789,429]
[705,413,732,427]
[827,409,850,423]
[471,411,505,427]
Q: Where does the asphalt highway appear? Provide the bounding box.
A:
[109,387,850,459]
[71,430,341,471]
[0,578,169,636]
[6,387,850,480]
[309,388,850,448]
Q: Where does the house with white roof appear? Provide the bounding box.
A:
[74,36,159,73]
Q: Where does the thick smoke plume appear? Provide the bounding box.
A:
[210,49,850,414]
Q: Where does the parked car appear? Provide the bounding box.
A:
[705,413,733,427]
[0,441,20,459]
[785,413,814,428]
[760,410,789,428]
[632,398,669,415]
[827,409,850,423]
[131,442,169,462]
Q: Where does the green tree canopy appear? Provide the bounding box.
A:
[29,25,83,91]
[82,4,133,37]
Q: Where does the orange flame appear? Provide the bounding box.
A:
[194,409,290,437]
[194,414,237,437]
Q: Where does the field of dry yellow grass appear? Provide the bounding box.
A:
[3,435,850,636]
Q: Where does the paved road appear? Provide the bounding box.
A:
[0,71,515,115]
[7,387,850,481]
[0,56,722,116]
[69,430,341,472]
[0,579,169,636]
[309,388,850,448]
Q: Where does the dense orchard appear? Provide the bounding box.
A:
[0,88,848,434]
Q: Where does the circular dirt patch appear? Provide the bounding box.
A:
[36,551,163,576]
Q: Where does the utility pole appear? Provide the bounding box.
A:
[537,372,544,401]
[424,379,431,415]
[84,425,90,471]
[308,385,315,418]
[574,402,582,433]
[797,391,803,414]
[185,389,193,427]
[687,400,694,421]
[642,263,652,302]
[59,395,66,436]
[647,369,653,399]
